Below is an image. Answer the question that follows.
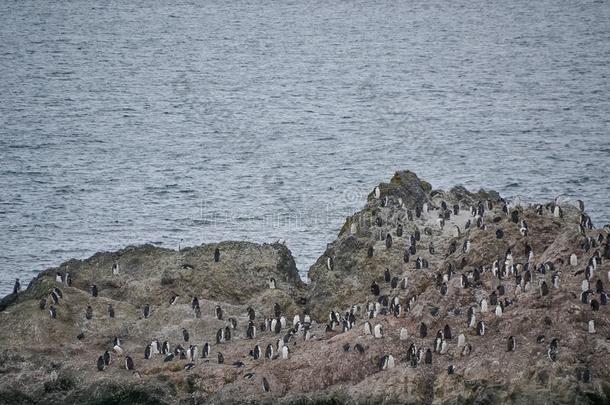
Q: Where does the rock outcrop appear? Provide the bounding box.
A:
[0,171,609,404]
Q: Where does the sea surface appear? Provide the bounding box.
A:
[1,0,609,296]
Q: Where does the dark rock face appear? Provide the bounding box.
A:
[0,171,608,404]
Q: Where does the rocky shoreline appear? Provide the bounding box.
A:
[1,170,609,404]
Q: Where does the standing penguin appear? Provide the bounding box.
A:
[548,339,558,362]
[326,257,334,271]
[113,338,123,354]
[373,324,383,338]
[112,261,120,275]
[216,328,225,344]
[367,246,375,258]
[551,273,560,289]
[187,345,197,362]
[424,349,432,364]
[570,254,578,266]
[215,305,223,320]
[434,333,443,353]
[400,327,409,340]
[97,356,106,371]
[85,305,93,320]
[217,352,224,364]
[103,350,111,366]
[397,224,403,237]
[443,325,452,340]
[274,303,282,318]
[251,345,261,360]
[380,355,395,370]
[49,292,60,306]
[364,321,372,335]
[420,322,428,338]
[125,356,135,370]
[182,328,190,342]
[107,304,115,318]
[385,234,393,249]
[247,322,256,339]
[507,336,516,352]
[214,247,221,262]
[13,278,20,294]
[225,326,232,341]
[476,321,485,336]
[91,284,98,297]
[265,344,274,360]
[440,282,448,296]
[247,306,256,321]
[262,377,270,392]
[150,340,160,354]
[162,341,170,355]
[457,333,466,348]
[371,281,380,296]
[540,281,550,296]
[480,298,488,313]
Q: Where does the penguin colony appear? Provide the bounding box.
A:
[5,180,609,400]
[27,245,322,395]
[313,186,607,382]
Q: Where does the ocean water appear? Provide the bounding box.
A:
[1,0,609,296]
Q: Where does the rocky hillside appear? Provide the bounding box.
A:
[0,171,609,404]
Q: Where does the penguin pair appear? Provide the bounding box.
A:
[250,344,262,360]
[379,354,395,370]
